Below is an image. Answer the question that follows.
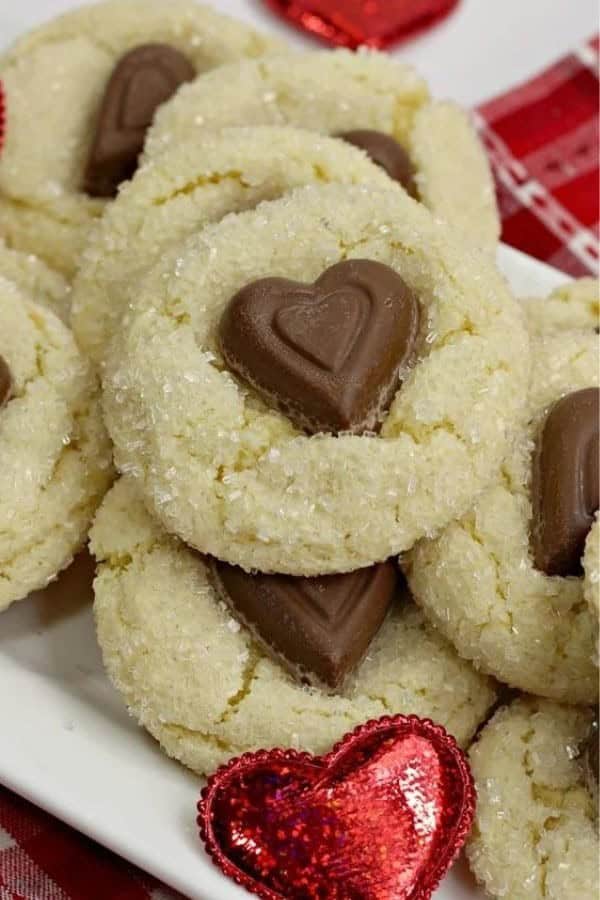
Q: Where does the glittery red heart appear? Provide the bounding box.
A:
[262,0,461,49]
[198,715,475,899]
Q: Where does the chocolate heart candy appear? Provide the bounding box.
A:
[211,560,397,689]
[219,259,421,435]
[532,387,599,576]
[84,44,195,198]
[0,355,12,408]
[338,130,418,197]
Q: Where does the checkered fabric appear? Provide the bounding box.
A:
[475,36,599,276]
[0,34,598,900]
[0,790,182,900]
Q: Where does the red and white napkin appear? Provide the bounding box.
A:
[476,36,599,276]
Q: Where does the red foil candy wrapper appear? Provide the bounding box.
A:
[262,0,461,49]
[198,715,476,899]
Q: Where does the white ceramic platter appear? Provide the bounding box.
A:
[0,246,567,899]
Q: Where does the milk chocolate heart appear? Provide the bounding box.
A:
[83,44,195,198]
[262,0,460,49]
[219,259,421,435]
[338,130,418,197]
[531,387,599,576]
[198,714,476,899]
[211,560,397,689]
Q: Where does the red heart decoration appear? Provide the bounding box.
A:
[262,0,461,50]
[198,715,475,899]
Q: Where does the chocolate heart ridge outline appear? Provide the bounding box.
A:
[198,714,476,900]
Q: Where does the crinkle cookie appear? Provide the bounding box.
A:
[0,240,70,323]
[0,0,279,277]
[71,125,395,364]
[0,274,112,612]
[523,278,599,334]
[407,300,599,704]
[467,697,598,900]
[102,183,529,575]
[90,477,497,775]
[143,51,500,251]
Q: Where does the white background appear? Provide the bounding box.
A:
[1,0,598,105]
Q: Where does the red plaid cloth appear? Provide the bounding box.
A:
[0,791,183,900]
[0,35,598,900]
[475,35,599,276]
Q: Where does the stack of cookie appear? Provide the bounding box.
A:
[0,1,597,897]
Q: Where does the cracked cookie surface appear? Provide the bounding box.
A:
[0,0,279,276]
[407,283,599,703]
[102,182,529,574]
[523,278,599,335]
[71,126,394,364]
[0,273,112,612]
[91,477,496,775]
[0,241,71,323]
[144,50,499,252]
[468,697,598,900]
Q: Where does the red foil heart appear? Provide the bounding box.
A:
[198,715,476,899]
[262,0,461,49]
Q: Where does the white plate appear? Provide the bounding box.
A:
[0,246,567,899]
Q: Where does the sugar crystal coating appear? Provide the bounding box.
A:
[468,697,598,900]
[102,183,529,574]
[91,477,497,775]
[144,50,499,252]
[0,270,112,612]
[71,125,395,363]
[0,0,280,275]
[407,285,599,703]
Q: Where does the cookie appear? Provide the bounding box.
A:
[90,477,497,775]
[0,240,71,322]
[468,697,598,900]
[71,125,396,364]
[143,51,500,251]
[102,182,529,575]
[0,273,112,612]
[523,278,599,335]
[406,292,599,704]
[0,0,279,277]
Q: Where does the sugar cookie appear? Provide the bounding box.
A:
[407,289,598,704]
[468,697,598,900]
[91,477,497,775]
[102,183,529,574]
[144,51,499,251]
[0,0,279,275]
[0,273,112,611]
